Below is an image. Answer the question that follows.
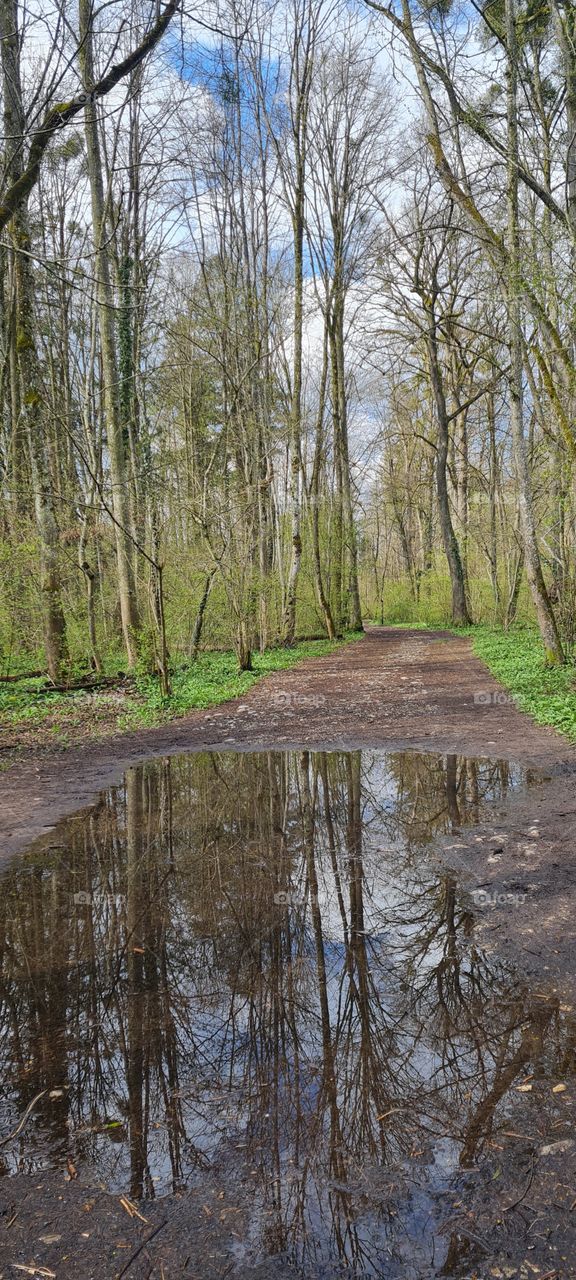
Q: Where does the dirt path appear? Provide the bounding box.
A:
[2,625,576,996]
[1,626,573,858]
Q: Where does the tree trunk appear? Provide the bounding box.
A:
[504,0,563,664]
[308,326,337,638]
[0,0,68,682]
[329,319,344,634]
[283,195,305,645]
[190,569,216,661]
[335,305,363,631]
[486,393,501,609]
[78,0,140,668]
[426,315,471,625]
[236,620,252,671]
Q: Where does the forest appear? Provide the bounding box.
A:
[4,2,576,1268]
[1,0,575,704]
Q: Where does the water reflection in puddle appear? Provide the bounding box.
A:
[0,749,573,1277]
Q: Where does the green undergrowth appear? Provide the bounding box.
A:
[366,619,433,630]
[0,633,358,739]
[459,625,576,742]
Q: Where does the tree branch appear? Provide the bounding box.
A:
[0,0,180,233]
[364,0,570,232]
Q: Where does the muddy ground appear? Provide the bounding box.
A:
[1,626,576,1279]
[2,627,576,990]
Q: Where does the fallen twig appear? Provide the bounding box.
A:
[28,675,134,697]
[115,1219,167,1279]
[0,670,43,683]
[12,1267,56,1278]
[504,1152,536,1212]
[0,1090,48,1147]
[119,1196,148,1223]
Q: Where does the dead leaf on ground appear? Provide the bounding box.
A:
[539,1138,575,1156]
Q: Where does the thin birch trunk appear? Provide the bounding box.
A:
[78,0,140,668]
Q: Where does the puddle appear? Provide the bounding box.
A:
[0,750,574,1278]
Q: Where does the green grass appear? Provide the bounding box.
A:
[0,673,69,726]
[0,634,358,738]
[462,625,576,741]
[0,652,131,729]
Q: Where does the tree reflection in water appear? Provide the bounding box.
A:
[0,749,569,1274]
